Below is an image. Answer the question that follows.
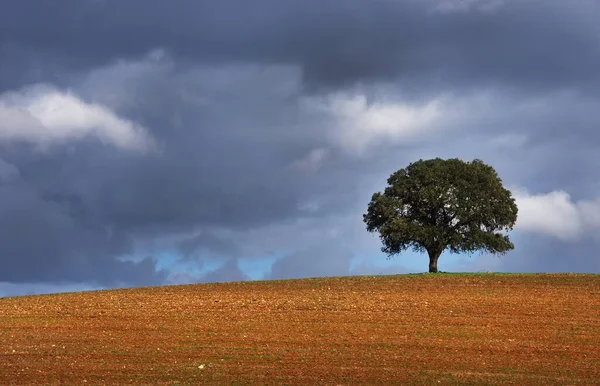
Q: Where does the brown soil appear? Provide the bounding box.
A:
[1,273,599,385]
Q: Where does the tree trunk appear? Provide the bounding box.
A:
[428,250,442,273]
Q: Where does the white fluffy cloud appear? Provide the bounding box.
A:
[304,92,447,154]
[433,0,507,14]
[514,187,600,241]
[0,84,156,152]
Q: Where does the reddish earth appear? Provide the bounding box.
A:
[1,273,599,385]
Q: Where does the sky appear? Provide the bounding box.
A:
[1,0,600,297]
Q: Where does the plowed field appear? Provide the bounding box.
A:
[1,273,599,385]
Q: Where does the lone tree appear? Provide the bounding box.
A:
[363,158,518,273]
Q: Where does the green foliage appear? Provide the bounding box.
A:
[363,158,518,272]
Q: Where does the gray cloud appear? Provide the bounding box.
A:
[267,243,354,280]
[0,57,367,287]
[453,232,600,274]
[2,1,599,94]
[0,282,104,298]
[202,259,251,283]
[166,258,250,285]
[0,177,167,285]
[1,0,599,294]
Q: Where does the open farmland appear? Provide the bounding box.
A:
[1,273,599,385]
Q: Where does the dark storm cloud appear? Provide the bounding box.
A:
[0,59,366,286]
[508,236,600,273]
[177,232,240,260]
[166,259,250,285]
[1,0,599,293]
[2,0,599,93]
[202,259,251,283]
[0,173,167,285]
[452,232,600,274]
[267,243,354,280]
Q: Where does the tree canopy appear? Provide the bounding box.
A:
[363,158,518,273]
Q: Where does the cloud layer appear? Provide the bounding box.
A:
[1,0,599,296]
[514,188,600,241]
[0,85,156,151]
